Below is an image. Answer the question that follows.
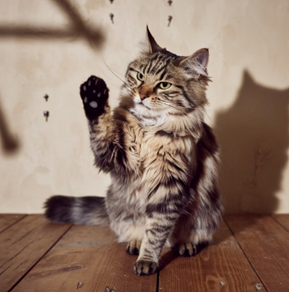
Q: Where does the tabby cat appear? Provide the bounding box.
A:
[45,27,222,275]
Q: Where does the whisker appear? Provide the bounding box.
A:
[155,100,187,114]
[99,52,129,86]
[124,86,135,96]
[203,110,212,122]
[158,100,206,113]
[155,100,206,126]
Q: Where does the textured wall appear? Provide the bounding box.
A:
[0,0,288,213]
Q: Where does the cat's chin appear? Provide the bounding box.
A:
[129,102,167,127]
[135,100,151,110]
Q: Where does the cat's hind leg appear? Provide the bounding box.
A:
[169,194,222,257]
[126,240,142,255]
[171,124,223,257]
[178,241,209,257]
[169,216,215,257]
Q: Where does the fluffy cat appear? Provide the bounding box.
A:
[45,27,222,275]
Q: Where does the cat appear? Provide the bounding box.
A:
[44,27,223,275]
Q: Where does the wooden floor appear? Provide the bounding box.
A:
[1,215,289,292]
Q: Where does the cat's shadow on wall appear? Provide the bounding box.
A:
[213,70,289,214]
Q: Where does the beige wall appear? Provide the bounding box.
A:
[0,0,288,213]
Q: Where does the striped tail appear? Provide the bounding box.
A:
[44,195,109,226]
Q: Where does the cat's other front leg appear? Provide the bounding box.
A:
[133,159,191,275]
[133,207,182,275]
[80,75,109,121]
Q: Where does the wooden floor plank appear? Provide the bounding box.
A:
[158,220,263,292]
[0,214,26,233]
[225,214,289,292]
[0,215,71,292]
[12,225,157,292]
[272,214,289,232]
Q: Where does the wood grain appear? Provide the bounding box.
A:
[12,224,157,292]
[158,220,263,292]
[0,214,26,233]
[3,214,289,291]
[225,214,289,292]
[0,215,71,292]
[272,214,289,232]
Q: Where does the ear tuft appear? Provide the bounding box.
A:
[146,26,163,53]
[180,48,209,79]
[193,48,209,69]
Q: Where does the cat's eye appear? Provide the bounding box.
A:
[159,82,171,90]
[137,72,145,81]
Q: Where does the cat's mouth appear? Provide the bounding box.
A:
[133,95,151,109]
[137,100,151,110]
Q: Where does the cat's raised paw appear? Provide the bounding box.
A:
[80,75,109,120]
[126,240,141,255]
[178,241,209,257]
[133,260,158,275]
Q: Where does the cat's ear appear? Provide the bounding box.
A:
[178,48,209,79]
[243,70,255,85]
[146,26,163,53]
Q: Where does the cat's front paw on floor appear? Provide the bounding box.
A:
[133,260,158,275]
[80,75,109,120]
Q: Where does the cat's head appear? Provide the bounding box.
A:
[122,27,211,127]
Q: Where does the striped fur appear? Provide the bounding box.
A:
[44,27,222,275]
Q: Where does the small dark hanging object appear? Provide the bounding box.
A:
[43,111,49,122]
[168,0,173,6]
[109,0,114,3]
[109,13,114,24]
[168,16,173,27]
[44,94,49,102]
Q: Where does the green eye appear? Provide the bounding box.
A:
[137,72,145,81]
[159,82,171,89]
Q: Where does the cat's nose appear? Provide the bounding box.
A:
[139,93,147,100]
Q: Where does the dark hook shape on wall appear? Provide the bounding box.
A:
[44,111,49,122]
[109,0,114,3]
[110,13,114,24]
[168,0,173,6]
[44,94,49,102]
[168,16,173,27]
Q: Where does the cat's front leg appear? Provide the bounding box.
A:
[79,76,125,173]
[133,167,191,275]
[133,206,183,275]
[79,75,113,173]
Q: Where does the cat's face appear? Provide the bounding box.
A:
[123,28,210,125]
[126,52,191,115]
